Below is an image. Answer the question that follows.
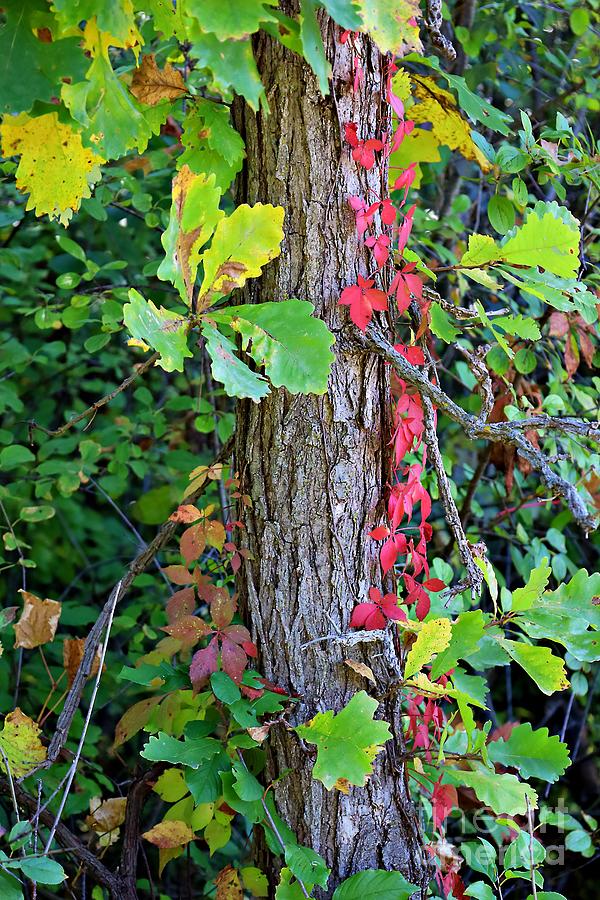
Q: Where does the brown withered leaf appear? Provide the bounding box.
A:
[63,637,102,687]
[216,865,243,900]
[142,819,194,849]
[344,659,376,684]
[130,54,187,106]
[86,797,127,846]
[14,590,61,649]
[247,725,270,743]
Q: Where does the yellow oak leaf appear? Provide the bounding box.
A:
[14,590,61,649]
[130,54,187,106]
[1,112,104,225]
[0,709,46,778]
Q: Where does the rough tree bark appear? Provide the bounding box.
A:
[234,7,429,896]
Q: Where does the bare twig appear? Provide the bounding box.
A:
[28,352,160,440]
[362,327,598,532]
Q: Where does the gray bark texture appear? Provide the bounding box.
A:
[233,7,430,895]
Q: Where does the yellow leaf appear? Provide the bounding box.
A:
[216,864,243,900]
[408,76,492,173]
[14,590,61,649]
[1,112,104,225]
[130,54,187,106]
[153,768,189,803]
[0,709,46,778]
[389,127,442,190]
[359,0,422,56]
[404,617,452,679]
[142,819,195,848]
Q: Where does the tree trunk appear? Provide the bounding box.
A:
[234,8,429,895]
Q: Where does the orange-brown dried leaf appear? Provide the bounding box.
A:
[86,797,127,838]
[130,54,187,106]
[166,587,196,624]
[14,590,61,649]
[63,638,103,687]
[180,523,207,565]
[169,504,202,523]
[162,615,212,647]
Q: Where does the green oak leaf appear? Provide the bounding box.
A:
[511,559,551,612]
[295,691,392,790]
[492,315,541,341]
[0,0,87,114]
[210,300,335,395]
[461,233,501,267]
[332,870,418,899]
[185,0,278,40]
[321,0,363,30]
[500,201,580,279]
[488,723,570,783]
[498,639,570,695]
[443,765,538,816]
[201,321,270,402]
[430,611,488,680]
[51,0,138,43]
[123,289,192,373]
[198,203,285,304]
[284,844,329,889]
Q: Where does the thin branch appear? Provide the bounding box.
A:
[28,352,160,440]
[362,327,598,532]
[424,0,457,60]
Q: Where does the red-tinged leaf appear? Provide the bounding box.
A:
[195,572,223,604]
[211,593,235,628]
[162,615,212,647]
[206,519,226,551]
[190,639,219,687]
[163,565,193,585]
[415,593,430,621]
[344,122,359,147]
[230,552,242,573]
[381,198,396,225]
[180,523,207,565]
[220,637,247,683]
[224,541,237,552]
[169,504,202,523]
[223,624,252,645]
[113,695,163,748]
[369,525,390,540]
[423,578,446,592]
[242,640,258,658]
[339,275,388,331]
[432,781,457,829]
[349,603,386,630]
[548,311,569,338]
[381,538,399,574]
[240,684,264,700]
[166,587,196,624]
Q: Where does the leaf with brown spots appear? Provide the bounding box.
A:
[0,709,46,777]
[14,590,61,649]
[216,865,243,900]
[130,54,187,106]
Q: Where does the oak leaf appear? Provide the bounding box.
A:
[130,54,187,106]
[14,590,61,649]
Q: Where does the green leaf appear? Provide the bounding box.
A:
[465,882,496,900]
[141,732,222,768]
[276,868,313,899]
[1,445,35,469]
[498,639,570,695]
[511,559,551,611]
[492,315,541,341]
[461,234,501,268]
[211,300,335,395]
[51,0,139,43]
[210,671,241,704]
[185,751,231,803]
[0,0,87,114]
[321,0,362,30]
[440,70,512,135]
[569,8,590,35]
[299,0,331,95]
[488,723,570,782]
[404,618,452,679]
[284,844,329,889]
[179,101,245,193]
[500,201,580,279]
[429,303,460,343]
[430,611,487,680]
[443,766,538,815]
[185,0,278,39]
[488,195,515,235]
[332,869,418,899]
[0,869,24,900]
[123,289,192,373]
[295,691,392,790]
[198,203,285,303]
[231,761,264,802]
[201,321,270,402]
[14,857,65,886]
[189,30,265,111]
[158,168,224,305]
